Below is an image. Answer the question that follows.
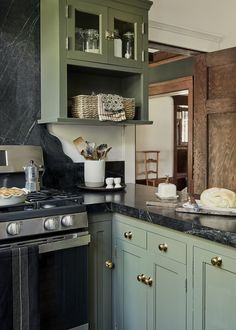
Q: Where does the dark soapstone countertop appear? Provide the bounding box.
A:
[78,183,236,248]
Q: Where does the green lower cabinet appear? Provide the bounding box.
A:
[88,216,112,330]
[113,240,150,330]
[149,256,187,330]
[112,216,187,330]
[193,246,236,330]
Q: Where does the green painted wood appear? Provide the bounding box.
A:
[40,0,151,124]
[113,239,149,330]
[148,255,187,330]
[67,0,108,63]
[88,219,112,330]
[108,8,143,68]
[113,220,147,249]
[148,57,194,85]
[147,232,187,264]
[38,118,153,125]
[113,214,187,330]
[193,247,236,330]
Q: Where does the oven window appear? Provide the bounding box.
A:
[39,245,88,330]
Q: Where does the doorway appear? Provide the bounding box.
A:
[136,76,193,193]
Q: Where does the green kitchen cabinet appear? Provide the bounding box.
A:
[112,214,187,330]
[40,0,152,124]
[66,0,144,68]
[193,245,236,330]
[88,213,112,330]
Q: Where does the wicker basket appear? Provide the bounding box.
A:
[71,95,99,119]
[71,95,135,120]
[124,98,135,120]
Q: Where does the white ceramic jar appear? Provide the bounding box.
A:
[84,160,105,187]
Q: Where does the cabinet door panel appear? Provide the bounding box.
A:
[88,220,112,330]
[150,258,186,330]
[114,240,148,330]
[67,0,108,63]
[194,247,236,330]
[108,8,143,68]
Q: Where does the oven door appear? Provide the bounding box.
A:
[38,233,90,330]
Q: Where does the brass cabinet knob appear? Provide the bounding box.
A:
[105,260,114,269]
[211,256,222,267]
[124,231,133,239]
[105,31,115,40]
[158,243,168,252]
[144,276,153,287]
[137,274,146,282]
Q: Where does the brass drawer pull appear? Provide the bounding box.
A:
[137,274,145,282]
[105,260,114,269]
[144,276,153,287]
[158,243,168,252]
[137,274,153,286]
[211,256,222,267]
[124,231,133,239]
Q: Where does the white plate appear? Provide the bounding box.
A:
[155,193,178,200]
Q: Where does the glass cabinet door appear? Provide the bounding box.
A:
[66,0,108,63]
[108,9,143,68]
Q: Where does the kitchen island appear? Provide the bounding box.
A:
[81,183,236,330]
[80,183,236,248]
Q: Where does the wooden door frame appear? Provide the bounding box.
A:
[148,76,194,193]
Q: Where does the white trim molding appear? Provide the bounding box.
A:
[149,20,223,52]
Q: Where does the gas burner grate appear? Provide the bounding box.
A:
[26,191,52,202]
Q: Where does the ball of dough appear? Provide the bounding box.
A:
[200,187,236,208]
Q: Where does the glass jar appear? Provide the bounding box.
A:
[114,29,122,58]
[84,29,99,53]
[122,32,134,59]
[75,28,84,51]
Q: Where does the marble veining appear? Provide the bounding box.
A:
[81,183,236,248]
[0,0,125,187]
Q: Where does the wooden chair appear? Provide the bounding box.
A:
[137,151,160,186]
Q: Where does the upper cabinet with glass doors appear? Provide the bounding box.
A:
[40,0,152,124]
[66,0,144,68]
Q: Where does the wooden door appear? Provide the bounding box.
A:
[194,47,236,194]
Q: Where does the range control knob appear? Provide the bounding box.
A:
[44,217,57,231]
[61,215,74,227]
[7,222,21,236]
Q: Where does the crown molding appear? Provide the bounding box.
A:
[149,20,223,44]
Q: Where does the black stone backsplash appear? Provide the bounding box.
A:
[0,0,124,189]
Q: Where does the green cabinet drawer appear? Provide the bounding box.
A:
[147,232,186,264]
[114,221,147,249]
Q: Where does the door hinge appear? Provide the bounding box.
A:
[185,278,187,292]
[142,50,145,62]
[65,5,69,18]
[142,22,145,35]
[114,245,117,257]
[66,37,69,50]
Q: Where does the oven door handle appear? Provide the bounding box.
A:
[38,234,91,254]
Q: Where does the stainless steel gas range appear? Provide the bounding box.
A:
[0,146,89,330]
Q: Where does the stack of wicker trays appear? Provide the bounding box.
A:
[71,95,99,119]
[123,98,135,120]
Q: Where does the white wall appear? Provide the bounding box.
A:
[149,0,236,51]
[136,96,174,179]
[48,124,136,183]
